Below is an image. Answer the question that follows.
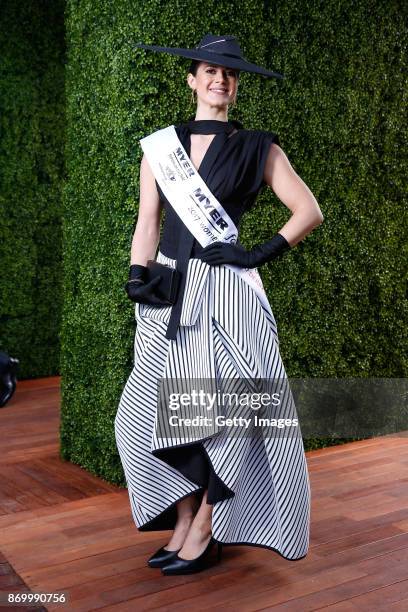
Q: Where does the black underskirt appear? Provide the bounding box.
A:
[153,441,234,505]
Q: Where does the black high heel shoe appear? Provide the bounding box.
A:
[161,536,223,575]
[147,545,182,568]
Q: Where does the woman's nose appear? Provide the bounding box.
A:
[215,71,228,83]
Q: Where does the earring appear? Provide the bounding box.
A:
[190,89,196,106]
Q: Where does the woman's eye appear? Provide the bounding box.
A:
[206,69,236,77]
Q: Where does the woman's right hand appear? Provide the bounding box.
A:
[125,275,164,304]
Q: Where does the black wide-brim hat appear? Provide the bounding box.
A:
[134,33,284,79]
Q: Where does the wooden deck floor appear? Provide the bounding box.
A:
[0,377,407,611]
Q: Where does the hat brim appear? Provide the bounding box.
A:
[134,43,284,79]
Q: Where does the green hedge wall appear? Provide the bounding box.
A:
[61,0,407,485]
[0,0,65,378]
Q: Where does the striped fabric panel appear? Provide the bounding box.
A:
[115,250,311,560]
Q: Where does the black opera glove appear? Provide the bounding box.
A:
[198,233,291,269]
[125,264,164,304]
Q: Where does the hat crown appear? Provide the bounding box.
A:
[196,34,243,59]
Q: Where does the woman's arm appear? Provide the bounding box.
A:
[263,144,324,247]
[194,141,324,269]
[130,154,162,265]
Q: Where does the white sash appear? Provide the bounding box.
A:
[140,125,274,318]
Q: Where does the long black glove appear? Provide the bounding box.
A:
[125,264,164,304]
[197,233,291,269]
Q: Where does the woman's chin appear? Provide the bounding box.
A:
[202,98,230,110]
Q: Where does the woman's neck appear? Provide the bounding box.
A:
[194,105,228,122]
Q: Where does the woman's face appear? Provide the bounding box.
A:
[187,62,239,108]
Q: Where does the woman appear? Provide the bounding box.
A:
[115,34,323,576]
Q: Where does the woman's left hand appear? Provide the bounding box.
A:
[197,242,251,268]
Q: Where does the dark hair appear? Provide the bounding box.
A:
[188,59,239,79]
[188,59,200,76]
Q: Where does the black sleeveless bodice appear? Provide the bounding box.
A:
[156,120,280,258]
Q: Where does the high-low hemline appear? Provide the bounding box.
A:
[115,250,311,561]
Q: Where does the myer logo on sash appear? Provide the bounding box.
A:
[140,125,274,318]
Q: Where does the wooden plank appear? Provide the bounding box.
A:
[0,377,407,611]
[14,376,61,390]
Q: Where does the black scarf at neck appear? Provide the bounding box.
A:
[185,119,242,134]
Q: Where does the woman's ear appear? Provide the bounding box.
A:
[187,73,196,90]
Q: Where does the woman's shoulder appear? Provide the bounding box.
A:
[241,127,280,145]
[255,127,279,138]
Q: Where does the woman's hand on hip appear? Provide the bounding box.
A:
[197,242,251,268]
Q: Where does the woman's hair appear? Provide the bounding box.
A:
[188,59,240,79]
[188,59,201,76]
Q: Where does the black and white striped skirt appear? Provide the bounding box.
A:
[115,250,311,560]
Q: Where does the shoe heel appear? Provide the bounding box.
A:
[217,542,223,561]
